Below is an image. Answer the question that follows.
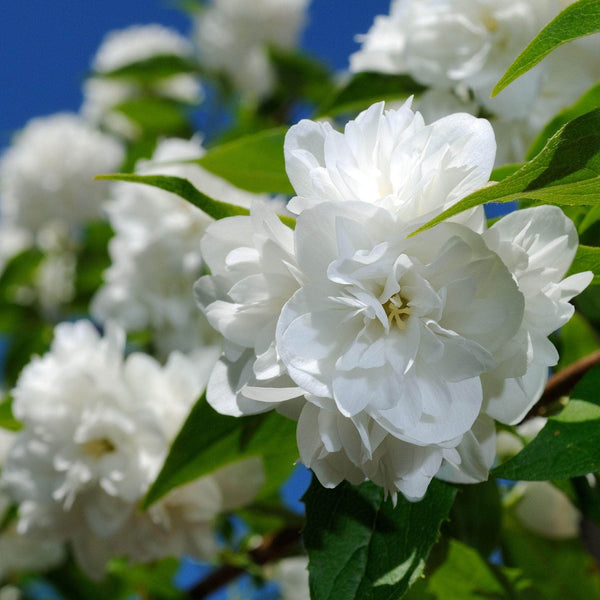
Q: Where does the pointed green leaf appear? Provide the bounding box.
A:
[303,477,456,600]
[567,245,600,285]
[96,54,201,83]
[413,109,600,235]
[493,0,600,96]
[557,312,600,370]
[144,395,298,508]
[493,366,600,481]
[317,72,426,118]
[196,128,294,194]
[95,174,250,219]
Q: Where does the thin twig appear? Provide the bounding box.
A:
[529,349,600,417]
[188,525,303,599]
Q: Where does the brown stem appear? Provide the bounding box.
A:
[529,349,600,417]
[188,525,303,599]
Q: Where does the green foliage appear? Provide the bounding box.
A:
[502,517,600,600]
[405,539,533,600]
[0,396,21,431]
[268,46,334,106]
[494,367,600,481]
[196,128,295,194]
[303,477,456,600]
[443,479,502,558]
[317,71,426,117]
[493,0,600,95]
[95,173,249,219]
[96,54,201,82]
[114,97,193,136]
[556,312,600,370]
[144,395,298,507]
[567,245,600,286]
[415,109,600,234]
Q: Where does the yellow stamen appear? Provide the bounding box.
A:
[82,438,116,459]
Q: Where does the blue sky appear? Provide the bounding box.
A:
[1,0,391,146]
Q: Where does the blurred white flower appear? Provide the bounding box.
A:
[0,114,123,237]
[268,556,310,600]
[92,136,267,356]
[284,100,491,231]
[0,430,65,581]
[195,201,304,418]
[194,0,310,99]
[82,24,203,138]
[1,320,261,579]
[350,0,600,163]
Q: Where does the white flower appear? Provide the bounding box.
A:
[194,0,310,98]
[284,100,492,231]
[0,114,123,236]
[480,206,593,424]
[0,320,259,579]
[92,137,267,356]
[195,201,304,418]
[82,24,203,138]
[276,201,523,499]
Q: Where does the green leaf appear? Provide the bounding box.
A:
[556,312,600,371]
[414,109,600,235]
[567,245,600,286]
[493,366,600,481]
[0,248,44,299]
[197,128,294,194]
[443,479,502,558]
[303,477,456,600]
[95,173,296,228]
[406,539,532,600]
[493,0,600,96]
[527,81,600,160]
[96,54,201,83]
[114,97,192,135]
[0,396,21,432]
[490,163,522,182]
[109,557,184,600]
[268,46,334,105]
[94,174,249,219]
[317,72,426,118]
[144,395,298,508]
[502,516,600,600]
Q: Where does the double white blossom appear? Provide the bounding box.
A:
[82,24,203,138]
[194,0,310,99]
[92,137,266,356]
[197,101,590,500]
[0,114,123,237]
[0,320,262,579]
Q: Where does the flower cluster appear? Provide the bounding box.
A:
[197,101,591,501]
[350,0,600,164]
[0,320,263,579]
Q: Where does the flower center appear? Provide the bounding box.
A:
[82,437,116,459]
[383,294,411,330]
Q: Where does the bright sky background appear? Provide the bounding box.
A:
[1,0,391,147]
